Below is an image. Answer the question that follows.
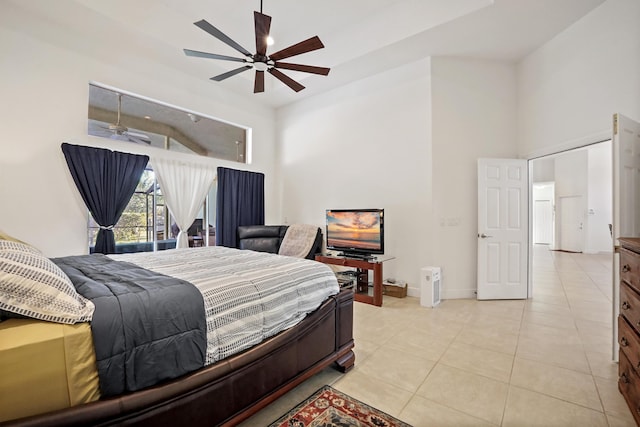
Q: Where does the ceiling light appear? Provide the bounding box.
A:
[266,36,274,46]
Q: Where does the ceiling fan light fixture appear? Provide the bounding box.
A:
[253,62,269,72]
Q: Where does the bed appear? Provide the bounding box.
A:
[0,242,355,426]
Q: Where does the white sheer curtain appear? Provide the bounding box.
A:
[151,157,216,249]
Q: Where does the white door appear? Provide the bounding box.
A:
[477,158,529,300]
[558,196,584,252]
[613,114,640,360]
[534,200,553,244]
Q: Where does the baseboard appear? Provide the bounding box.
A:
[407,286,420,298]
[406,286,476,300]
[442,288,476,300]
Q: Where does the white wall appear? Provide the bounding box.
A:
[532,157,555,183]
[517,0,640,158]
[277,58,433,296]
[430,57,518,298]
[0,4,278,257]
[554,150,588,251]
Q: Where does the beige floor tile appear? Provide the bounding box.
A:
[586,350,619,380]
[518,321,582,345]
[570,300,613,314]
[572,307,611,324]
[440,341,514,382]
[332,369,413,418]
[525,300,573,317]
[474,301,525,321]
[502,386,608,427]
[522,310,577,330]
[466,312,522,335]
[576,318,613,340]
[353,313,407,344]
[594,376,635,418]
[407,315,466,341]
[454,324,518,355]
[399,395,497,427]
[385,326,453,361]
[516,335,591,373]
[606,412,638,427]
[352,337,380,364]
[417,364,508,425]
[356,346,436,393]
[510,358,602,410]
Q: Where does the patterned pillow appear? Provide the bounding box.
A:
[0,240,94,324]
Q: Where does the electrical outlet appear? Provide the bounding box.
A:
[447,217,461,226]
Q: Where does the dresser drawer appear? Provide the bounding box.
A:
[619,350,640,424]
[619,315,640,374]
[621,248,640,293]
[621,281,640,334]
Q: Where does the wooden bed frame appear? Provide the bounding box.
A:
[3,289,354,427]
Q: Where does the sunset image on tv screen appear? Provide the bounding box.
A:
[326,211,382,250]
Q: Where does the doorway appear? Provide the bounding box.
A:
[528,140,613,296]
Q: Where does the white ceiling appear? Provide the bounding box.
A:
[6,0,605,108]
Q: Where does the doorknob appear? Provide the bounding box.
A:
[478,233,492,238]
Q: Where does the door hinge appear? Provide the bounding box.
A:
[613,113,618,135]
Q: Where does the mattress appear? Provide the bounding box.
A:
[0,318,100,422]
[110,245,340,365]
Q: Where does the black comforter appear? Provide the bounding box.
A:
[52,254,206,397]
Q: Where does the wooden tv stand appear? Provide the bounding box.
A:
[315,254,394,307]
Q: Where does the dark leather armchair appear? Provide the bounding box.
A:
[237,225,322,260]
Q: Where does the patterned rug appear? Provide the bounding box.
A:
[268,385,412,427]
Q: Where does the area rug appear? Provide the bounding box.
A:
[268,385,412,427]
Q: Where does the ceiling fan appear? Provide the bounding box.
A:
[96,93,151,145]
[184,2,330,93]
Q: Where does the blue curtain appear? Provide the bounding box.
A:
[215,167,265,248]
[61,143,149,254]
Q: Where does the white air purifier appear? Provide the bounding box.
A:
[420,267,441,307]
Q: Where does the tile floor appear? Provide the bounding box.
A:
[240,246,635,426]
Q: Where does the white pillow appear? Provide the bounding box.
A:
[0,240,94,324]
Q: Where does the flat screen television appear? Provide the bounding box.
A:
[325,209,384,257]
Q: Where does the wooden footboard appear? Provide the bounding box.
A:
[2,289,354,427]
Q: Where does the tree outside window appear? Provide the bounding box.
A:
[88,169,170,252]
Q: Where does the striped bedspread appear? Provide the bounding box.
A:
[110,246,339,365]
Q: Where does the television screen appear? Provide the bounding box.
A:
[326,209,384,256]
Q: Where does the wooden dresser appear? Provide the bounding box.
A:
[618,237,640,425]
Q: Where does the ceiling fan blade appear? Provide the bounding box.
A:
[269,36,324,61]
[211,65,252,81]
[274,62,330,76]
[125,130,150,140]
[126,135,152,145]
[184,49,247,63]
[254,71,265,93]
[254,11,272,56]
[194,19,252,57]
[268,68,305,92]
